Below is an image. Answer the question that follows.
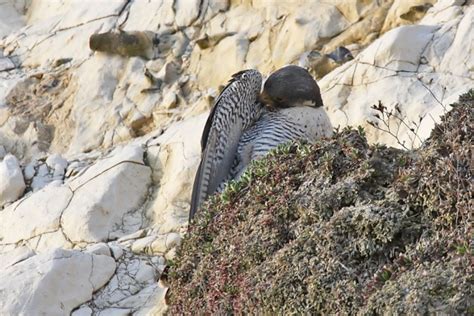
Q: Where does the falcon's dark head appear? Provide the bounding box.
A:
[259,65,323,109]
[326,46,354,64]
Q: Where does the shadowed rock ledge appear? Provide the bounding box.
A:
[168,90,473,314]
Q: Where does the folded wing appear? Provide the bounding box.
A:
[189,69,263,220]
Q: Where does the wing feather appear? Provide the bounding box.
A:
[189,69,262,220]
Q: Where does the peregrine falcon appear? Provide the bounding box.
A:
[189,65,332,220]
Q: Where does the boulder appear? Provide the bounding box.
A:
[0,249,116,315]
[0,154,25,207]
[0,185,72,245]
[62,145,151,242]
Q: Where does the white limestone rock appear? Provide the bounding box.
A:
[136,285,168,316]
[30,230,73,254]
[67,144,145,190]
[31,176,51,191]
[0,246,35,270]
[162,90,177,109]
[85,243,112,257]
[417,0,465,25]
[67,55,128,154]
[23,160,36,180]
[114,284,167,312]
[0,0,25,38]
[109,243,125,260]
[79,250,163,314]
[131,236,157,254]
[147,113,207,233]
[3,1,128,67]
[188,2,349,89]
[435,5,473,79]
[121,0,175,31]
[117,229,147,242]
[0,154,25,207]
[66,55,162,154]
[62,145,152,243]
[46,153,68,177]
[174,0,201,27]
[208,0,230,15]
[98,308,132,316]
[0,249,116,315]
[0,185,72,245]
[320,5,474,149]
[359,24,439,73]
[382,0,437,33]
[65,158,96,179]
[0,57,15,72]
[37,163,49,177]
[151,233,182,254]
[30,162,60,191]
[0,72,22,109]
[72,306,93,316]
[0,112,53,162]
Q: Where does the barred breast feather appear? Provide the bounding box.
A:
[189,70,263,220]
[230,106,333,180]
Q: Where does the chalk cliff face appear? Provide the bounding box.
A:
[0,0,472,314]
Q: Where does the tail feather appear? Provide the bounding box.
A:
[189,159,204,221]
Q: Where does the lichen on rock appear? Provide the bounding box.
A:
[167,91,473,314]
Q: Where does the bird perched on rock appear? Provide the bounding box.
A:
[326,46,354,64]
[299,46,354,79]
[189,65,333,220]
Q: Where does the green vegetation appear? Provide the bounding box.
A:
[168,91,473,314]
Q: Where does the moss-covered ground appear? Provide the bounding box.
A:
[167,91,473,314]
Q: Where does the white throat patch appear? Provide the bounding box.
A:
[294,100,317,107]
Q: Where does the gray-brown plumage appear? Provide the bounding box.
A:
[189,70,263,220]
[189,66,332,221]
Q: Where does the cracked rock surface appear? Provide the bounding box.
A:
[0,0,472,314]
[0,248,116,315]
[0,153,25,207]
[321,3,474,148]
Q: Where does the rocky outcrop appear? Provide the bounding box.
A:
[0,154,25,207]
[0,249,116,315]
[2,0,470,159]
[0,0,472,314]
[0,121,200,313]
[321,3,473,148]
